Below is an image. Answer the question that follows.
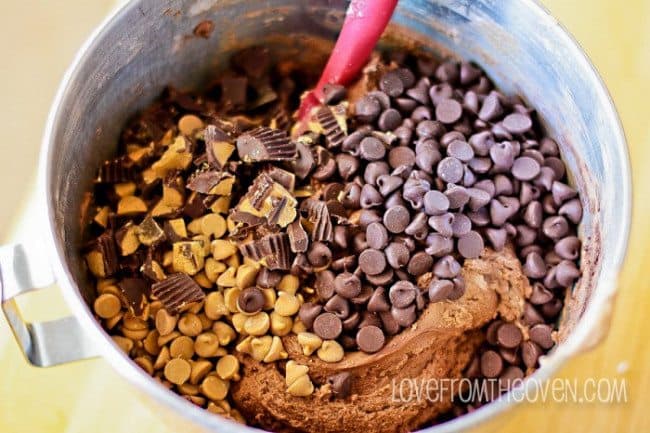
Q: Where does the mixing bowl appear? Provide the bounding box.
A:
[0,0,631,432]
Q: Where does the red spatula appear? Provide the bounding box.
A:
[297,0,399,121]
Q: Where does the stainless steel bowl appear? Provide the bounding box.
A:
[0,0,630,432]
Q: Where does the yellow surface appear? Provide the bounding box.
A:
[0,1,649,432]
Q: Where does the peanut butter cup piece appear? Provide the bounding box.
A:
[151,273,205,314]
[236,126,297,162]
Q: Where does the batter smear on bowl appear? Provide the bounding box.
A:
[81,46,583,432]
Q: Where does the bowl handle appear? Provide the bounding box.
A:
[0,243,99,367]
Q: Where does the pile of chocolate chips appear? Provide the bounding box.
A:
[230,53,582,355]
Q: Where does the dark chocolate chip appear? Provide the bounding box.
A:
[356,325,385,353]
[313,312,343,340]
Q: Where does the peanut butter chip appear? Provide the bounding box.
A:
[278,274,300,294]
[317,340,344,363]
[170,335,195,359]
[164,358,191,385]
[263,336,288,362]
[190,359,214,385]
[213,322,236,345]
[204,292,228,320]
[155,308,178,336]
[201,213,227,238]
[112,335,133,353]
[178,114,204,136]
[195,332,221,358]
[274,292,301,317]
[297,332,323,356]
[178,313,203,336]
[216,355,240,380]
[94,293,122,319]
[201,375,229,401]
[243,312,270,336]
[285,360,313,397]
[270,311,293,336]
[211,239,238,260]
[235,264,259,290]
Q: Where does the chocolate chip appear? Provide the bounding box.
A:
[407,252,434,276]
[359,136,386,161]
[551,181,577,205]
[336,154,359,180]
[328,372,352,398]
[237,287,265,314]
[428,279,454,302]
[558,198,583,224]
[529,324,554,349]
[555,236,581,260]
[523,251,547,279]
[445,185,470,209]
[437,156,464,184]
[368,287,391,312]
[511,156,541,181]
[425,233,454,257]
[378,108,402,131]
[434,255,461,278]
[299,302,322,329]
[312,147,337,181]
[496,323,522,349]
[369,91,392,111]
[325,294,351,319]
[422,190,449,216]
[478,92,503,121]
[480,350,504,378]
[435,99,463,124]
[376,174,404,196]
[490,196,520,226]
[355,95,382,123]
[313,312,343,340]
[342,312,361,332]
[545,156,566,180]
[447,140,475,162]
[356,325,385,353]
[358,249,387,275]
[385,242,410,269]
[391,304,416,327]
[388,146,416,169]
[366,222,389,249]
[364,161,390,185]
[334,272,362,299]
[555,260,580,286]
[451,213,472,237]
[522,340,542,368]
[379,71,404,97]
[360,184,383,208]
[341,183,362,209]
[428,213,454,237]
[448,276,466,300]
[457,231,484,259]
[365,268,395,286]
[542,216,569,240]
[294,142,316,179]
[383,205,411,234]
[388,281,417,308]
[416,119,443,138]
[502,113,533,134]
